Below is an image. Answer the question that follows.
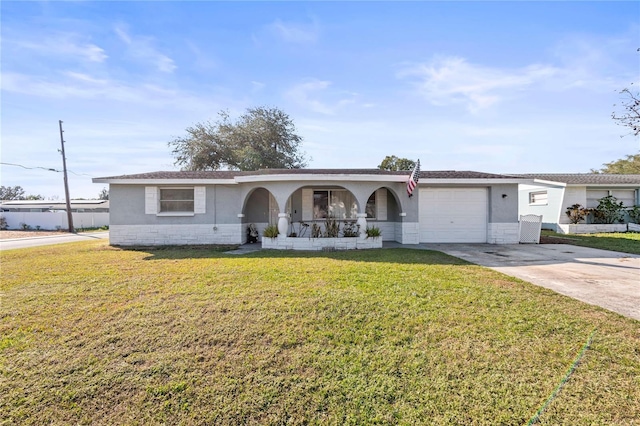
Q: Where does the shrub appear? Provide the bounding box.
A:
[20,222,32,230]
[262,224,279,238]
[0,216,7,230]
[311,223,322,238]
[592,195,625,224]
[324,217,340,238]
[628,206,640,224]
[365,226,381,238]
[565,204,588,224]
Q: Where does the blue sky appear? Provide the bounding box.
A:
[1,1,638,199]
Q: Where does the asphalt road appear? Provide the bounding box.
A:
[0,232,110,250]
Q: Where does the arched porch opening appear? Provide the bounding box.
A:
[362,186,403,241]
[241,187,279,242]
[285,185,362,237]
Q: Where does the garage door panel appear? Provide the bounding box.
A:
[419,188,488,243]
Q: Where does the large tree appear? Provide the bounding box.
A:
[612,87,640,137]
[0,185,44,200]
[378,155,416,171]
[592,153,640,174]
[169,107,308,171]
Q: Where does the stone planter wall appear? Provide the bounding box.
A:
[557,224,629,234]
[262,236,382,251]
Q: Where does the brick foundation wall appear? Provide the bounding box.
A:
[109,224,243,246]
[557,224,629,234]
[487,223,519,244]
[262,236,382,251]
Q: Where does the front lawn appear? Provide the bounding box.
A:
[1,241,638,425]
[541,230,640,255]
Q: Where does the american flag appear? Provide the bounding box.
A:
[406,159,420,197]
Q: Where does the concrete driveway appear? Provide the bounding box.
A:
[420,243,640,321]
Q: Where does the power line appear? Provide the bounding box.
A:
[0,162,94,177]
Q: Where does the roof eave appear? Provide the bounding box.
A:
[234,174,408,183]
[92,178,238,185]
[421,178,529,185]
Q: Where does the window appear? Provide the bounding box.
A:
[529,191,548,205]
[313,190,358,219]
[365,193,376,219]
[160,188,194,213]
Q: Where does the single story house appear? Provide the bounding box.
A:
[0,199,110,230]
[92,169,529,246]
[517,174,640,231]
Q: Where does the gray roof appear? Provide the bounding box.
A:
[515,173,640,185]
[95,169,520,180]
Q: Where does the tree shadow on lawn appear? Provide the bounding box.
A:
[123,246,471,266]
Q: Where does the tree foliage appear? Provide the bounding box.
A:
[612,87,640,137]
[592,153,640,174]
[378,155,416,171]
[98,188,109,200]
[0,185,44,200]
[169,107,308,171]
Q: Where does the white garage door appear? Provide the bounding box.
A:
[419,188,488,243]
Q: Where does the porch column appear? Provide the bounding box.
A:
[278,213,289,237]
[356,213,367,238]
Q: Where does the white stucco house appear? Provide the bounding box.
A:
[517,174,640,232]
[92,169,529,247]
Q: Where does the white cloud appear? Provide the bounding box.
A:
[13,32,107,63]
[114,24,176,73]
[1,71,215,113]
[398,56,559,113]
[251,81,266,92]
[186,41,217,71]
[549,32,639,90]
[269,18,319,44]
[285,79,336,115]
[285,79,361,115]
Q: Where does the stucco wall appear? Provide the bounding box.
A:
[518,184,565,229]
[110,184,243,226]
[559,186,587,224]
[244,188,270,224]
[488,184,520,223]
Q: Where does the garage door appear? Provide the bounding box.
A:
[419,188,488,243]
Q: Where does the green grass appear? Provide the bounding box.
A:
[1,241,639,425]
[542,230,640,255]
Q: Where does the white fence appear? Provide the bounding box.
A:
[519,214,542,244]
[1,212,109,230]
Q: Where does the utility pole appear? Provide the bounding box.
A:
[58,120,74,233]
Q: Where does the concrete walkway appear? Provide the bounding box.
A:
[385,242,640,321]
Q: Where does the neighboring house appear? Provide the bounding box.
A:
[0,200,110,230]
[93,169,527,246]
[517,174,640,231]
